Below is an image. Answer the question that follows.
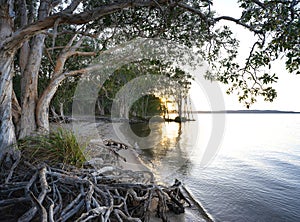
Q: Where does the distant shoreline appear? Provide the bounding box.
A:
[192,110,300,114]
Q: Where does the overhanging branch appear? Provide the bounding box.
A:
[214,16,263,34]
[69,51,97,57]
[2,0,168,51]
[177,2,211,24]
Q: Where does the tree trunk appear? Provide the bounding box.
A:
[0,53,17,158]
[19,0,50,138]
[97,98,105,116]
[19,34,46,138]
[36,75,66,131]
[0,1,16,158]
[12,90,21,135]
[144,96,149,117]
[177,92,183,119]
[19,0,30,102]
[50,106,60,121]
[59,102,64,118]
[36,33,88,131]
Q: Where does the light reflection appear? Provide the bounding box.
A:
[162,122,180,143]
[160,96,178,120]
[119,120,194,178]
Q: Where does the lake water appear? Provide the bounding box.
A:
[126,114,300,222]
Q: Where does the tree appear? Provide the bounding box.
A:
[130,95,163,118]
[209,0,300,107]
[96,59,192,118]
[0,0,299,158]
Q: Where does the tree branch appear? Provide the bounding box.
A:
[251,0,266,9]
[2,0,168,51]
[44,48,56,68]
[214,16,263,34]
[63,62,109,77]
[47,30,99,38]
[69,51,97,57]
[63,68,89,77]
[62,0,82,13]
[177,2,211,24]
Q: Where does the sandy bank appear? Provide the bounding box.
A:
[88,138,150,172]
[52,121,152,175]
[51,120,212,222]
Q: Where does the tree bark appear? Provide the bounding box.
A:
[19,34,46,138]
[36,74,65,131]
[59,102,64,119]
[11,91,22,128]
[19,0,30,102]
[36,34,89,131]
[1,0,170,137]
[0,53,16,158]
[0,1,16,158]
[97,98,105,116]
[16,0,30,137]
[19,0,50,138]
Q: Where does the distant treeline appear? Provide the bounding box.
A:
[193,110,300,114]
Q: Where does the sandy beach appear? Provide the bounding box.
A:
[51,120,209,222]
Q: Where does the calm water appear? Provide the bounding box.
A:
[127,114,300,222]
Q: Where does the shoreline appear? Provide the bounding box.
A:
[88,138,151,173]
[53,120,214,222]
[53,121,152,172]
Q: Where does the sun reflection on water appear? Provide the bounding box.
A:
[160,122,180,146]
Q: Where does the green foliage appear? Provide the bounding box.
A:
[214,0,299,107]
[130,95,163,118]
[238,0,299,73]
[17,128,87,167]
[13,0,299,112]
[96,59,192,115]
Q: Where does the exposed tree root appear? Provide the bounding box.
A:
[0,155,192,222]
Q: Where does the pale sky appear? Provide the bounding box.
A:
[190,0,300,111]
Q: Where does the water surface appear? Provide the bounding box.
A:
[128,114,300,222]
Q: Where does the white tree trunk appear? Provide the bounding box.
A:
[36,34,89,131]
[36,75,65,131]
[19,33,46,138]
[177,92,183,119]
[97,98,105,116]
[59,102,64,118]
[0,53,16,158]
[0,1,16,158]
[19,0,50,138]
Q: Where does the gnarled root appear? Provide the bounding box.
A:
[0,157,191,222]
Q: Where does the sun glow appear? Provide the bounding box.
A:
[160,97,177,111]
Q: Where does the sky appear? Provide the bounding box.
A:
[190,0,300,111]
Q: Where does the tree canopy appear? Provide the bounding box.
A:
[0,0,299,155]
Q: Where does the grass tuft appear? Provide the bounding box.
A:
[18,128,87,167]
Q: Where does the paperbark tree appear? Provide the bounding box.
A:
[0,1,16,155]
[0,0,173,157]
[0,0,299,159]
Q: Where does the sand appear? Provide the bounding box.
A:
[51,120,209,222]
[52,121,151,172]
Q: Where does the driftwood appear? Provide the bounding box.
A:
[49,106,72,124]
[0,155,192,222]
[102,139,129,151]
